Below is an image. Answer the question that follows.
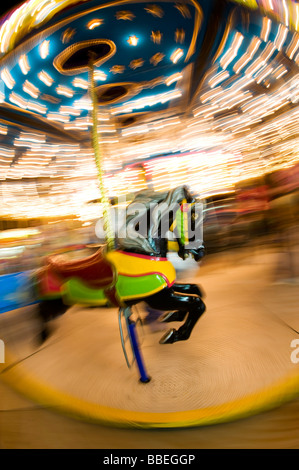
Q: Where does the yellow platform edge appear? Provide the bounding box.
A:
[1,349,299,429]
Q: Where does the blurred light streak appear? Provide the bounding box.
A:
[170,48,184,64]
[1,68,15,89]
[220,32,244,70]
[38,70,54,86]
[261,17,272,42]
[22,80,40,98]
[56,85,74,97]
[39,39,50,59]
[274,24,288,51]
[286,32,299,59]
[233,37,262,74]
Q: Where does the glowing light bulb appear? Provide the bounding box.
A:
[19,54,30,75]
[39,40,50,59]
[87,19,103,30]
[38,70,54,86]
[1,68,15,89]
[170,48,184,64]
[127,35,139,46]
[94,70,107,81]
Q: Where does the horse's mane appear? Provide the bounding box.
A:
[117,186,193,255]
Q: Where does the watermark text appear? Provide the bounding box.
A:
[291,339,299,364]
[0,339,4,363]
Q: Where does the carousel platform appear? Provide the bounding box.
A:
[1,244,299,429]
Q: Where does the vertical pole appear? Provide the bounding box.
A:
[128,318,151,383]
[89,61,115,251]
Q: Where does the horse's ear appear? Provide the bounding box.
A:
[183,185,196,203]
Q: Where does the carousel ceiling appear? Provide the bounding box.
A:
[0,0,299,219]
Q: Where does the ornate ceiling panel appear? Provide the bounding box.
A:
[0,0,298,219]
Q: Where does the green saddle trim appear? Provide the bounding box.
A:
[116,273,167,300]
[61,272,167,306]
[62,278,108,306]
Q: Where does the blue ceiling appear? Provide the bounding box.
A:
[0,0,298,182]
[0,0,232,127]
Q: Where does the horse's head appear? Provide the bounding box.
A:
[116,185,205,259]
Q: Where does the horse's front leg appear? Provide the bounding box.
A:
[160,283,205,323]
[146,288,206,344]
[173,283,205,298]
[37,298,68,343]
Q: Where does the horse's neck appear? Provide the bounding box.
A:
[118,211,170,258]
[118,191,184,257]
[148,218,169,257]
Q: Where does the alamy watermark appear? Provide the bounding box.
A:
[0,339,4,363]
[290,339,299,364]
[95,195,204,249]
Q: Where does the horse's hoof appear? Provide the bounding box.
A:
[159,311,186,323]
[159,311,174,323]
[36,328,50,345]
[159,328,177,344]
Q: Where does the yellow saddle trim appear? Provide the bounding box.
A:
[105,250,176,286]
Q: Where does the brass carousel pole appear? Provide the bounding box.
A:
[88,58,115,251]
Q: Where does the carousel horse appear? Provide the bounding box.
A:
[34,186,206,345]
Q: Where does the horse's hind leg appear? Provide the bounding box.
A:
[146,288,206,344]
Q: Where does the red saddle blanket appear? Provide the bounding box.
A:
[47,247,115,288]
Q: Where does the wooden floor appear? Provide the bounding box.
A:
[1,243,299,449]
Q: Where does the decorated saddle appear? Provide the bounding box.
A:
[34,247,176,308]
